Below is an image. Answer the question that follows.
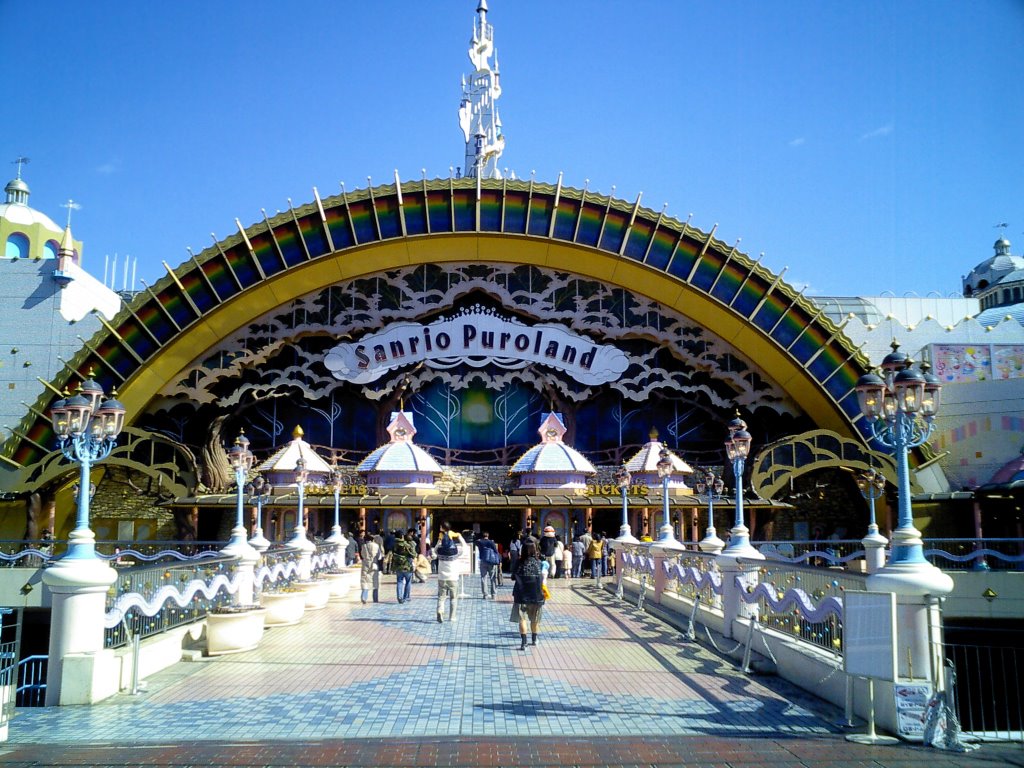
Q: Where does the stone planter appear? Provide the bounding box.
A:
[205,607,266,656]
[261,591,306,626]
[295,579,330,610]
[323,568,358,601]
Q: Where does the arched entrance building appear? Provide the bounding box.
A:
[3,177,913,546]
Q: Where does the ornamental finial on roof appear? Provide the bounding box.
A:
[459,0,506,180]
[292,425,304,439]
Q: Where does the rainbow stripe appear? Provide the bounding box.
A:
[551,197,578,240]
[272,222,306,265]
[645,228,677,270]
[348,200,378,243]
[623,220,652,261]
[666,237,700,280]
[598,209,627,252]
[427,191,453,232]
[709,259,747,305]
[374,197,402,239]
[479,190,503,231]
[527,196,553,236]
[574,203,603,247]
[402,192,429,236]
[297,212,330,257]
[324,206,354,248]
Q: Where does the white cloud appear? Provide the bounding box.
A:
[788,137,806,147]
[860,123,894,141]
[95,160,120,175]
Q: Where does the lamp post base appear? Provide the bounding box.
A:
[866,561,954,596]
[698,529,725,554]
[616,524,640,545]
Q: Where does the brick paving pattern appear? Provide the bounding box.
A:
[3,576,1021,766]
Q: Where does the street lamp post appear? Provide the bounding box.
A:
[287,457,312,547]
[48,376,126,560]
[721,414,763,560]
[248,475,271,551]
[857,468,888,574]
[855,346,953,593]
[326,465,348,551]
[694,469,725,554]
[223,431,258,558]
[43,374,125,705]
[614,463,639,545]
[653,448,685,550]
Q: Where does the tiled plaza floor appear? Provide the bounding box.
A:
[4,576,1022,766]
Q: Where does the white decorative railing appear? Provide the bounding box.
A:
[663,556,724,597]
[103,556,240,648]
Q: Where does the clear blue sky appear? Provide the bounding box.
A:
[5,0,1022,298]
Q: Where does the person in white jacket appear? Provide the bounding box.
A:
[432,521,465,623]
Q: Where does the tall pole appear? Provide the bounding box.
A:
[696,470,725,554]
[721,414,762,560]
[856,349,953,594]
[614,463,638,544]
[223,431,257,561]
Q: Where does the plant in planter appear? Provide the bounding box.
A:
[206,604,266,656]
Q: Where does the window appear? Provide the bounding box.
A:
[5,232,30,259]
[43,239,59,260]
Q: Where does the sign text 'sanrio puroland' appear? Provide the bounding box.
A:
[324,308,629,385]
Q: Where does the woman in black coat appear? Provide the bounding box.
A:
[510,540,546,650]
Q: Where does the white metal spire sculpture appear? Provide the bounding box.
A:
[459,0,505,179]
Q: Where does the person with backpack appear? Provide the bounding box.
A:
[432,521,464,623]
[510,540,546,650]
[476,531,500,599]
[393,529,417,604]
[508,533,523,577]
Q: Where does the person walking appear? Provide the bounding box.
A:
[579,528,593,577]
[571,535,585,578]
[393,528,416,603]
[587,533,605,588]
[600,532,610,577]
[508,533,522,577]
[359,531,381,604]
[476,531,499,599]
[510,540,546,650]
[432,521,464,623]
[562,536,573,579]
[539,525,558,578]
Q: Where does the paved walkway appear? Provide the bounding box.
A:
[4,576,1022,766]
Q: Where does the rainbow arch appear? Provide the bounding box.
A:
[3,177,872,482]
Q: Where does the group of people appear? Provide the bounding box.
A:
[510,527,616,586]
[354,521,566,651]
[357,528,432,604]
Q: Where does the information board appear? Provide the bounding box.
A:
[843,590,898,681]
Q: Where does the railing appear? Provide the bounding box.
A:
[745,559,864,655]
[104,555,239,649]
[924,538,1024,571]
[664,551,723,606]
[16,655,46,708]
[947,641,1024,743]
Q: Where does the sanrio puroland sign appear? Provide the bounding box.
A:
[324,309,628,385]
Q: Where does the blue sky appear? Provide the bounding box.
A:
[5,0,1023,298]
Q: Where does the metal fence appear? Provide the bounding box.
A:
[104,555,238,649]
[751,561,865,654]
[15,655,46,708]
[946,641,1024,743]
[924,538,1024,571]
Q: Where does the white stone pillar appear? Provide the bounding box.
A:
[716,555,760,639]
[42,558,118,705]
